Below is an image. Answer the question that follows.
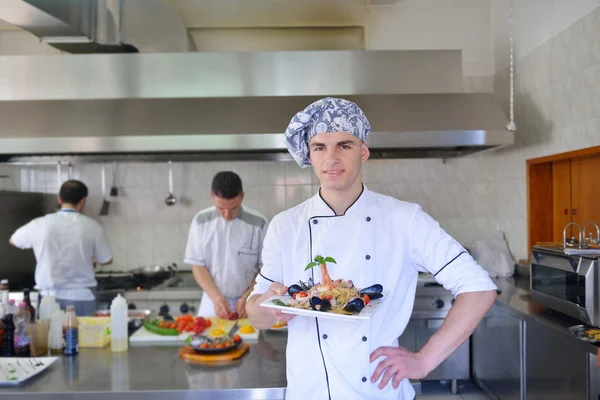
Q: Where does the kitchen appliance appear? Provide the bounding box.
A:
[0,191,57,291]
[530,245,600,327]
[399,273,470,394]
[0,2,513,161]
[95,269,200,317]
[530,221,600,327]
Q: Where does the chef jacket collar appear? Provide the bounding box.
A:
[313,184,368,217]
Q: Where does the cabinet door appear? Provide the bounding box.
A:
[572,156,600,235]
[472,305,522,400]
[526,320,587,400]
[552,160,572,242]
[416,319,469,380]
[397,319,418,352]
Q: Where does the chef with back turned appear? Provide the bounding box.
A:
[9,180,113,316]
[246,97,497,400]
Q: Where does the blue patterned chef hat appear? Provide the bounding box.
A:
[284,97,371,168]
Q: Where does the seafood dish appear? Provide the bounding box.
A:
[186,321,243,354]
[282,255,384,315]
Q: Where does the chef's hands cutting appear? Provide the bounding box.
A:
[370,346,430,390]
[234,296,248,319]
[213,295,231,319]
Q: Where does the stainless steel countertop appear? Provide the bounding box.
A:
[492,276,599,354]
[0,330,422,399]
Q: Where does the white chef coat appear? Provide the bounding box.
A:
[184,206,268,308]
[9,209,112,301]
[251,185,497,400]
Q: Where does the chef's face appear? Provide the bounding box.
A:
[309,132,369,192]
[211,193,244,221]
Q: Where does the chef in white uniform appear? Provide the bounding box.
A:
[185,171,268,319]
[9,180,113,316]
[247,98,498,400]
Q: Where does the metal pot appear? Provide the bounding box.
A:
[130,263,177,278]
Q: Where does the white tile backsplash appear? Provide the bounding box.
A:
[4,6,600,267]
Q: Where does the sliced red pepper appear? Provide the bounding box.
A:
[297,291,309,298]
[361,294,370,305]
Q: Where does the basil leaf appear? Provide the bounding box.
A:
[271,299,288,307]
[324,257,337,264]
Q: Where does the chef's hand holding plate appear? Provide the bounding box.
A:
[247,282,296,329]
[369,346,430,390]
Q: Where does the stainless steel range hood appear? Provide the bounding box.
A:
[0,0,194,53]
[0,50,514,162]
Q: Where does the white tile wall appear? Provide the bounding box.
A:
[489,5,600,260]
[5,7,600,266]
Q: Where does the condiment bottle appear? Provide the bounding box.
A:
[63,306,79,356]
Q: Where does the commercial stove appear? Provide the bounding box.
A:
[95,270,201,316]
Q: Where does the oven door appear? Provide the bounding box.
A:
[530,251,597,325]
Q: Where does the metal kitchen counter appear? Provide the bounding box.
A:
[0,331,422,399]
[492,276,599,354]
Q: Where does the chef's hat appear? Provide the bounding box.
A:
[284,97,371,168]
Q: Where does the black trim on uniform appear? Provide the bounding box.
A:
[318,184,365,216]
[433,251,467,277]
[259,272,274,283]
[306,185,367,400]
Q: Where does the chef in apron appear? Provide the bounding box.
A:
[247,97,498,400]
[184,171,268,319]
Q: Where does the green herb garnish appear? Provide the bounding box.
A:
[305,255,336,271]
[271,299,288,307]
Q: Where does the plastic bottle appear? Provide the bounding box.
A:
[39,295,58,321]
[5,299,16,316]
[22,289,36,322]
[63,306,78,356]
[110,294,128,352]
[2,314,15,357]
[0,280,8,310]
[0,279,7,316]
[14,303,30,357]
[48,310,64,354]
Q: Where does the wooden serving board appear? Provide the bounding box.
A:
[130,317,259,345]
[179,343,250,365]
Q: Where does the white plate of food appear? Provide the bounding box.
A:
[260,256,387,321]
[0,357,58,386]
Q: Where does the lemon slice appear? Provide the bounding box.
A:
[239,325,256,334]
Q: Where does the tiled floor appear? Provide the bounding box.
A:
[417,380,492,400]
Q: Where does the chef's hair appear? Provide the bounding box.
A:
[211,171,243,199]
[59,180,89,204]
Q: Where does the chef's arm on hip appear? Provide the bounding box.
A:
[247,281,293,330]
[417,289,496,374]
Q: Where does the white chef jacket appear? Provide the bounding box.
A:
[9,209,112,300]
[184,206,268,299]
[251,185,497,400]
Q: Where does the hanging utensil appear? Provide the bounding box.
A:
[68,162,73,180]
[100,164,110,216]
[55,162,62,211]
[110,161,118,197]
[165,161,177,206]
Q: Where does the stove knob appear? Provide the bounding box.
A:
[159,304,170,315]
[434,299,445,309]
[190,305,197,314]
[128,302,137,310]
[180,303,190,314]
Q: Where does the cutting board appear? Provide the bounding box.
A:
[130,317,259,345]
[179,343,250,365]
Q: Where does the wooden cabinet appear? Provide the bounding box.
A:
[528,148,600,252]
